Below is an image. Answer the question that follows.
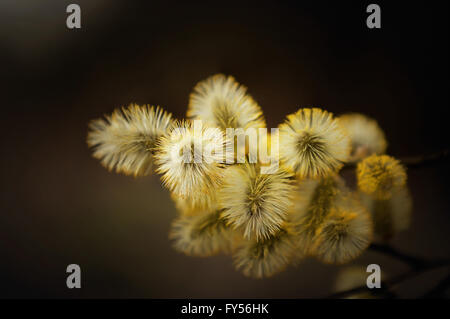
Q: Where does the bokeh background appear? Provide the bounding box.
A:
[1,0,449,298]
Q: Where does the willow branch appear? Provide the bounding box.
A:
[342,149,449,171]
[422,273,450,298]
[400,149,449,168]
[327,259,450,299]
[368,243,427,269]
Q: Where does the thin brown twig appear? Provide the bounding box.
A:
[401,149,449,168]
[422,273,450,298]
[342,149,449,171]
[368,243,427,269]
[327,258,450,299]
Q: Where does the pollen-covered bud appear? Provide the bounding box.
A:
[87,104,174,177]
[188,74,266,130]
[289,176,342,255]
[313,194,373,264]
[219,164,295,241]
[338,113,387,162]
[169,210,237,257]
[155,120,233,204]
[357,154,407,200]
[279,108,350,179]
[233,223,298,278]
[359,187,412,242]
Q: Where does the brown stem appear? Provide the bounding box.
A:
[327,259,450,299]
[368,243,427,269]
[422,273,450,298]
[342,149,449,170]
[400,149,449,168]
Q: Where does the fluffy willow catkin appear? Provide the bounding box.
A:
[154,120,233,203]
[169,209,237,257]
[313,194,373,264]
[87,104,174,177]
[357,154,407,200]
[218,164,295,241]
[338,113,387,162]
[233,223,298,278]
[279,108,351,179]
[359,187,412,242]
[188,74,266,130]
[290,177,339,255]
[290,177,373,264]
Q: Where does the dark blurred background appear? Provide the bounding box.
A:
[0,0,449,298]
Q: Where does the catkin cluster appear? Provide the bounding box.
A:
[87,74,412,278]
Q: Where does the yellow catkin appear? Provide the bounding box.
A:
[87,104,173,177]
[279,108,350,179]
[219,164,295,241]
[359,187,412,241]
[187,74,266,130]
[290,176,340,255]
[154,120,233,204]
[233,223,298,278]
[338,113,387,162]
[169,210,237,257]
[357,154,407,200]
[313,194,373,264]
